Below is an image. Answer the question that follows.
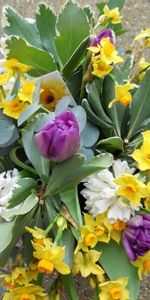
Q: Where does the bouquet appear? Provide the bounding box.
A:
[0,0,150,299]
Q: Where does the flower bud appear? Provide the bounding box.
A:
[34,111,80,162]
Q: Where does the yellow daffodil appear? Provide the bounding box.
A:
[2,284,48,300]
[132,251,150,280]
[144,181,150,209]
[91,55,113,78]
[108,83,134,108]
[142,130,150,142]
[0,72,13,86]
[139,58,150,72]
[99,277,129,300]
[11,267,29,286]
[27,262,39,282]
[99,5,122,25]
[0,274,16,289]
[75,214,110,253]
[111,220,126,244]
[135,28,150,48]
[40,79,68,111]
[131,141,150,171]
[0,98,28,119]
[18,81,35,103]
[72,249,104,278]
[114,173,147,206]
[3,58,31,74]
[25,226,52,246]
[32,241,70,275]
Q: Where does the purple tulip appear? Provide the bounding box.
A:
[90,29,115,46]
[34,111,80,162]
[122,215,150,261]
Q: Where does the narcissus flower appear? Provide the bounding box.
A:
[99,277,129,300]
[25,226,52,246]
[91,29,115,46]
[0,98,28,119]
[18,81,35,103]
[139,58,150,72]
[115,173,147,206]
[99,5,122,25]
[72,249,104,277]
[11,267,29,286]
[91,56,113,78]
[131,141,150,171]
[122,215,150,261]
[32,242,70,275]
[135,28,150,48]
[3,58,31,75]
[108,83,134,108]
[2,284,48,300]
[131,251,150,279]
[34,111,80,162]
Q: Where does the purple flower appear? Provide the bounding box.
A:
[122,215,150,261]
[34,111,80,162]
[90,29,115,46]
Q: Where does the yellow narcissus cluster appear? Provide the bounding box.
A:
[99,277,129,300]
[132,251,150,280]
[135,28,150,48]
[131,130,150,171]
[2,284,49,300]
[108,83,134,108]
[99,5,122,25]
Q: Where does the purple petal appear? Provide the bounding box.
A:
[127,215,144,228]
[91,29,115,46]
[143,214,150,221]
[122,232,137,261]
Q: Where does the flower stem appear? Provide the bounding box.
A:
[44,215,59,236]
[9,146,37,175]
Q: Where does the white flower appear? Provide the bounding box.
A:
[0,169,19,218]
[81,159,140,223]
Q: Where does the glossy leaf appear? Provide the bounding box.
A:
[18,103,41,126]
[97,136,124,152]
[0,114,18,147]
[60,228,75,267]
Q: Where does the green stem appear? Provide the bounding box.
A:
[44,215,59,236]
[53,219,66,246]
[9,146,37,175]
[0,86,6,98]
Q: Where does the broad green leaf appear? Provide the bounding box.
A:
[0,208,36,266]
[55,1,89,66]
[45,152,113,195]
[62,37,89,79]
[36,3,60,63]
[3,193,38,219]
[18,103,41,126]
[8,177,37,208]
[120,56,134,82]
[81,121,99,148]
[61,187,83,226]
[60,228,75,267]
[2,6,42,49]
[0,114,18,147]
[61,274,79,300]
[0,221,15,253]
[127,69,150,139]
[83,5,95,26]
[5,37,56,77]
[22,118,50,178]
[6,72,20,101]
[72,106,87,132]
[97,136,124,152]
[97,241,140,300]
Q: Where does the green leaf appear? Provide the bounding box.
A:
[61,274,79,300]
[3,193,38,219]
[18,103,41,126]
[2,6,42,49]
[97,241,140,300]
[120,56,134,82]
[60,228,75,267]
[45,152,113,195]
[127,69,150,139]
[83,5,95,26]
[6,72,20,101]
[108,0,125,10]
[0,113,19,147]
[97,136,124,152]
[62,37,89,79]
[8,177,37,208]
[5,37,56,77]
[55,1,89,66]
[36,3,59,63]
[0,221,15,253]
[22,118,50,178]
[61,187,83,226]
[81,121,99,148]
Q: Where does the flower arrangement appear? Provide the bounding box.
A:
[0,0,150,299]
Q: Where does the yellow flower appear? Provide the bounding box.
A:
[72,249,104,278]
[2,284,48,300]
[40,79,68,111]
[11,267,29,286]
[144,181,150,210]
[142,130,150,142]
[100,5,122,24]
[32,242,70,275]
[0,274,16,289]
[99,277,129,300]
[139,58,150,72]
[91,55,113,78]
[131,141,150,171]
[27,262,39,282]
[111,220,126,244]
[3,58,31,74]
[135,28,150,48]
[108,83,134,108]
[132,251,150,280]
[114,173,147,206]
[18,81,35,103]
[25,226,52,246]
[0,98,28,119]
[0,72,13,86]
[75,214,110,253]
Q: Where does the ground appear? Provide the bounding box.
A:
[0,0,150,299]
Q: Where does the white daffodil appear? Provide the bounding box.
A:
[0,169,19,218]
[81,159,140,223]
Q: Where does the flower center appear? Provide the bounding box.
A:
[94,225,105,237]
[20,294,31,300]
[113,220,126,231]
[124,185,136,195]
[38,259,54,274]
[146,154,150,160]
[110,287,121,299]
[84,233,97,247]
[143,259,150,271]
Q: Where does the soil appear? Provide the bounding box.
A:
[0,0,150,299]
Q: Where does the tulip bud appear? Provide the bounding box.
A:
[34,111,80,162]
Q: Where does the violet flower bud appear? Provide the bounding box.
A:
[34,111,80,162]
[122,215,150,261]
[90,28,115,46]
